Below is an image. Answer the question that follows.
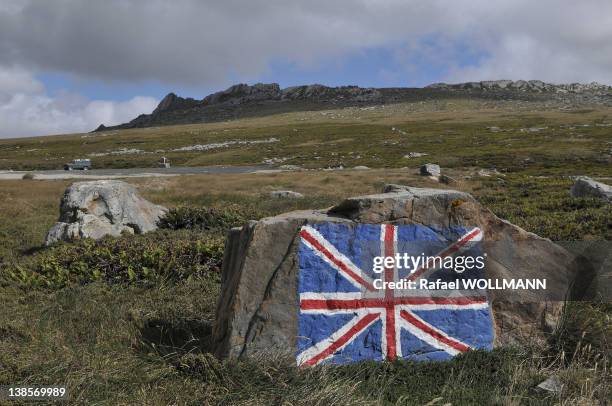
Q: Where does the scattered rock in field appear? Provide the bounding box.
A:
[263,157,290,165]
[570,177,612,202]
[89,148,146,157]
[520,126,548,133]
[278,164,303,171]
[352,165,370,170]
[173,137,278,152]
[382,184,408,193]
[477,168,505,177]
[403,152,428,159]
[213,185,579,362]
[438,174,456,185]
[536,376,563,394]
[45,180,167,245]
[269,190,304,199]
[420,163,441,177]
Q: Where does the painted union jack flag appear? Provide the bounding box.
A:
[297,223,494,366]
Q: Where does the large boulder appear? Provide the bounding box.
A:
[213,185,581,364]
[45,180,167,245]
[570,176,612,202]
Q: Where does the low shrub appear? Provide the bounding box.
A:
[158,206,252,231]
[6,230,224,288]
[473,175,612,240]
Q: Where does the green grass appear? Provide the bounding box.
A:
[472,175,612,240]
[0,101,610,404]
[0,177,609,404]
[0,278,608,404]
[1,101,611,178]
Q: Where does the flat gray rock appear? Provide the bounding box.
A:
[537,375,563,394]
[420,163,441,177]
[270,190,304,199]
[570,176,612,202]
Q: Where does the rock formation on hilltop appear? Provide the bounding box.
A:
[427,79,612,93]
[152,92,200,115]
[94,80,612,131]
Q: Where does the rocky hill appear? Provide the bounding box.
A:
[95,80,612,131]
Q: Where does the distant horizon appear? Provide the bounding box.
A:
[3,77,610,142]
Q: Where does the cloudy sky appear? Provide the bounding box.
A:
[1,0,611,138]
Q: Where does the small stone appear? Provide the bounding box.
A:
[420,163,441,177]
[536,375,563,394]
[383,184,409,193]
[270,190,304,199]
[477,168,505,177]
[278,165,303,171]
[352,166,370,170]
[438,174,456,184]
[403,152,428,159]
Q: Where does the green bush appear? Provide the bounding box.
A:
[158,206,252,231]
[473,175,612,240]
[6,230,224,288]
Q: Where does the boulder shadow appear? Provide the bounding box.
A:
[136,318,214,357]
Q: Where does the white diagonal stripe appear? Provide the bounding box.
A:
[398,309,472,356]
[297,309,381,366]
[301,225,375,290]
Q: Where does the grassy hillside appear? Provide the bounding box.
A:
[0,101,610,404]
[1,99,611,177]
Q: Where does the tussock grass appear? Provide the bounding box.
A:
[0,102,610,404]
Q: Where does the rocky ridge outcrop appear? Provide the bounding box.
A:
[95,80,612,131]
[427,80,611,93]
[152,92,199,114]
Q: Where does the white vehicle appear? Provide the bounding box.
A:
[64,159,92,170]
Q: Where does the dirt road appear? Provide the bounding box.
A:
[0,165,277,180]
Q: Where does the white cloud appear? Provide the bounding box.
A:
[1,1,612,137]
[1,0,611,87]
[444,1,612,84]
[0,67,157,138]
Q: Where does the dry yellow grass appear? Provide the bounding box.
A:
[133,168,460,201]
[0,168,467,261]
